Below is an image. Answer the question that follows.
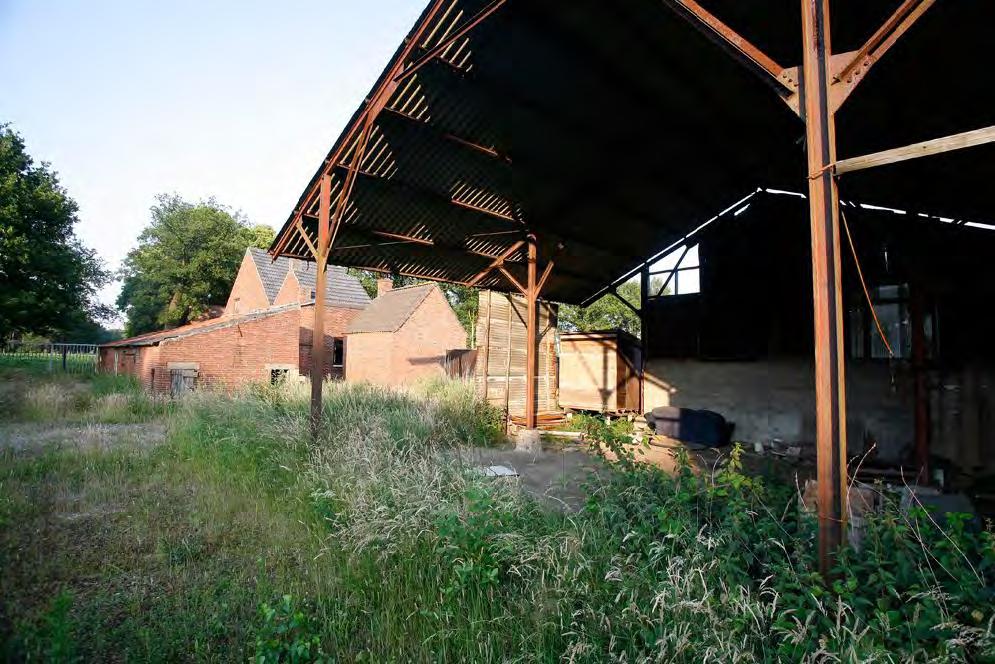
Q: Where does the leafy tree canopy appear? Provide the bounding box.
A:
[558,277,668,338]
[117,194,274,336]
[0,124,110,342]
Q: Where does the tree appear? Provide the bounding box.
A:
[558,276,668,338]
[0,124,110,342]
[440,283,479,347]
[117,194,274,336]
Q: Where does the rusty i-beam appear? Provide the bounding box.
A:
[801,0,848,577]
[525,234,538,429]
[310,175,332,436]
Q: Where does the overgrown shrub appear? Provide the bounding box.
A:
[253,595,327,663]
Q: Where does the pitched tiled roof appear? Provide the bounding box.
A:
[346,283,435,334]
[247,248,371,309]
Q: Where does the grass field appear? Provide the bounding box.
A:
[1,369,993,661]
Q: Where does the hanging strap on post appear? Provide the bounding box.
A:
[837,190,894,358]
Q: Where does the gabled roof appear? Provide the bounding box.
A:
[247,248,371,309]
[101,303,303,348]
[346,283,436,334]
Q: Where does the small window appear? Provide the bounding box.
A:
[309,290,317,300]
[331,338,344,367]
[647,243,701,297]
[270,368,289,384]
[233,297,241,314]
[848,284,932,360]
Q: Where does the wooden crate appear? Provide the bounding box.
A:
[559,330,642,413]
[474,290,558,416]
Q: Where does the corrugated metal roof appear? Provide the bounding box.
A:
[346,283,435,333]
[247,248,371,309]
[270,0,995,304]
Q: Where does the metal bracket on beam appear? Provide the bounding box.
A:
[780,0,938,116]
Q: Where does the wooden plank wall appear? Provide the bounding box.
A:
[559,331,643,412]
[474,290,558,416]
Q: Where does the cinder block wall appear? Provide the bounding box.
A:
[643,358,914,461]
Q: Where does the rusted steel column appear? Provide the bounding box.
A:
[910,285,930,479]
[801,0,848,578]
[525,234,538,429]
[640,264,649,413]
[310,175,332,437]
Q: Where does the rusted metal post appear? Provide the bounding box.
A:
[525,234,538,430]
[640,264,649,413]
[310,175,332,437]
[910,285,930,480]
[801,0,848,578]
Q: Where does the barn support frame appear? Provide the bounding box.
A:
[274,0,995,577]
[668,0,971,578]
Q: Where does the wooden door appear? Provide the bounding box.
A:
[170,369,196,396]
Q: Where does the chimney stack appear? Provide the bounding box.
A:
[377,278,393,297]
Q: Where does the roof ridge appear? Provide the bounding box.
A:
[383,282,433,293]
[102,302,302,347]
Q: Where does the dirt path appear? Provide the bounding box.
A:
[0,422,167,453]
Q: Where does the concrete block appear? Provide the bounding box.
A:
[515,428,542,453]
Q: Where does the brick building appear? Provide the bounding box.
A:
[345,280,466,386]
[100,249,370,394]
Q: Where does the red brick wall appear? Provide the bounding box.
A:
[346,287,467,386]
[344,332,393,384]
[298,304,362,380]
[99,303,363,393]
[98,345,161,389]
[224,251,270,315]
[150,309,302,392]
[274,272,305,306]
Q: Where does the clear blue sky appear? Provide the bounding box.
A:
[0,0,423,323]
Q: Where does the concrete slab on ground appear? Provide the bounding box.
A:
[460,441,608,511]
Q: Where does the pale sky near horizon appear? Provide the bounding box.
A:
[0,0,423,325]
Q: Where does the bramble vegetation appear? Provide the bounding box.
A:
[1,373,993,661]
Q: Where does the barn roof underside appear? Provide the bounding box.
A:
[270,0,995,305]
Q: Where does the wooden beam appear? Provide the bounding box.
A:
[835,126,995,174]
[293,219,319,260]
